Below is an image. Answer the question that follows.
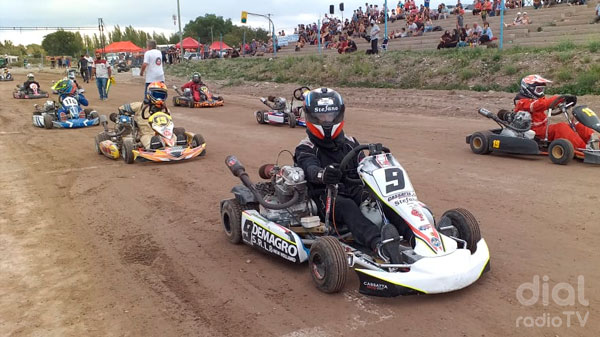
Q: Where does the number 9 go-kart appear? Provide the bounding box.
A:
[14,82,49,99]
[33,94,99,129]
[95,109,206,164]
[220,144,490,297]
[172,85,224,108]
[467,95,600,165]
[255,86,309,128]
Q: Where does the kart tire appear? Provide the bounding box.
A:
[548,138,574,165]
[221,198,243,244]
[88,110,99,120]
[95,132,110,154]
[308,237,347,294]
[172,97,178,106]
[439,208,481,254]
[43,114,53,129]
[288,112,297,128]
[122,138,135,164]
[469,132,490,155]
[173,127,186,136]
[256,111,265,124]
[188,99,195,108]
[191,134,206,156]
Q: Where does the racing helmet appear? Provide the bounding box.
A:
[520,75,552,99]
[27,73,34,81]
[146,81,168,108]
[304,87,345,140]
[192,72,201,83]
[54,79,75,96]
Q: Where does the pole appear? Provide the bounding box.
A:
[220,33,223,57]
[499,0,505,50]
[211,27,214,44]
[384,0,388,39]
[177,0,183,59]
[317,18,322,55]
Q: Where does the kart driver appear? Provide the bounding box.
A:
[118,81,180,150]
[181,72,207,103]
[22,73,40,93]
[295,88,403,264]
[514,75,599,150]
[261,95,287,112]
[54,79,89,120]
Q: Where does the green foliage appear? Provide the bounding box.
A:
[503,65,518,75]
[181,13,268,47]
[555,68,573,82]
[41,30,84,56]
[587,40,600,53]
[556,40,575,52]
[459,69,476,81]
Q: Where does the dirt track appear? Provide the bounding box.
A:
[1,69,598,337]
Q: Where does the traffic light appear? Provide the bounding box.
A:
[241,11,248,24]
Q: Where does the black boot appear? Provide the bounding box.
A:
[377,224,404,264]
[150,135,163,149]
[176,133,187,146]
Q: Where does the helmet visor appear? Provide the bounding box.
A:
[149,90,167,101]
[534,85,545,96]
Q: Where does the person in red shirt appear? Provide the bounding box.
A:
[181,72,206,102]
[514,75,597,149]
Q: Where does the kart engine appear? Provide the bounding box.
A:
[498,110,535,139]
[259,165,317,227]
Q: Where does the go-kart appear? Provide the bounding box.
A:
[13,82,49,99]
[255,86,309,128]
[172,85,224,108]
[95,108,206,164]
[220,144,490,296]
[33,92,99,129]
[467,95,600,165]
[0,68,13,81]
[116,60,130,73]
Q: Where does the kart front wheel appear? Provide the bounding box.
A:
[309,237,347,294]
[43,114,53,129]
[191,134,206,156]
[256,111,265,124]
[469,132,490,155]
[221,199,243,244]
[95,133,110,154]
[548,138,574,165]
[122,138,135,164]
[439,208,481,254]
[288,112,297,128]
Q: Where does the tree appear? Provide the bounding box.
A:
[41,30,84,56]
[181,14,269,47]
[26,44,45,58]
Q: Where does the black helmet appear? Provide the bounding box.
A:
[192,72,201,83]
[304,87,345,140]
[519,74,552,99]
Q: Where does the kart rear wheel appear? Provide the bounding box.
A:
[95,132,110,154]
[469,132,490,155]
[188,99,195,108]
[191,134,206,156]
[43,114,53,129]
[88,110,99,120]
[256,111,265,124]
[221,199,243,244]
[439,208,481,254]
[122,138,135,164]
[548,138,574,165]
[309,237,348,294]
[288,112,297,128]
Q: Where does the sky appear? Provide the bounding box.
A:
[0,0,441,46]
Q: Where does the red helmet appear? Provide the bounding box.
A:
[304,88,345,140]
[520,75,552,99]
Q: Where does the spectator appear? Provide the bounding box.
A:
[140,39,165,96]
[85,54,94,80]
[437,29,459,49]
[92,53,111,101]
[482,0,493,22]
[534,0,543,9]
[439,3,450,19]
[368,19,380,54]
[58,57,63,68]
[78,55,89,83]
[457,8,465,29]
[522,12,532,24]
[505,12,523,27]
[473,0,482,15]
[594,1,600,23]
[480,22,494,43]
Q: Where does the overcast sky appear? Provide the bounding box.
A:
[0,0,423,46]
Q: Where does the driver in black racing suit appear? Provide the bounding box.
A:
[295,88,403,264]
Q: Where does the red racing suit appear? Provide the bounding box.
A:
[514,95,594,149]
[181,81,206,102]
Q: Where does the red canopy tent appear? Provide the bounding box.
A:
[96,41,143,53]
[209,41,233,50]
[176,37,202,50]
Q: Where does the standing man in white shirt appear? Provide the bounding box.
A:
[92,53,111,100]
[369,19,380,54]
[140,39,165,96]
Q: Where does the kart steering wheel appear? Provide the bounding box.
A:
[548,95,577,116]
[339,143,390,185]
[293,86,311,101]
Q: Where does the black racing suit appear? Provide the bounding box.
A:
[295,131,381,250]
[22,80,40,94]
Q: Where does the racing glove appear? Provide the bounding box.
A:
[318,165,342,185]
[563,95,577,106]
